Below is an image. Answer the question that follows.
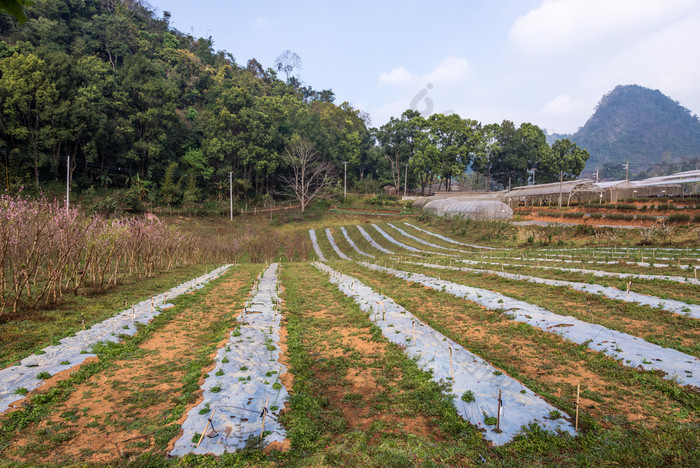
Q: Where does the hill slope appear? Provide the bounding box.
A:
[571,85,700,175]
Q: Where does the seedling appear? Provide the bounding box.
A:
[461,390,475,403]
[37,371,51,380]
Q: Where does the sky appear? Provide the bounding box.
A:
[150,0,700,134]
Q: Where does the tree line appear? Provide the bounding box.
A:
[0,0,589,211]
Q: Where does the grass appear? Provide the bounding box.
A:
[279,262,483,466]
[0,263,223,368]
[0,264,261,464]
[392,261,700,357]
[331,261,700,465]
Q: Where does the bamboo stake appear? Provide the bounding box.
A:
[626,280,631,299]
[151,296,154,314]
[449,346,454,381]
[196,409,216,448]
[260,397,269,439]
[495,389,502,433]
[575,383,580,431]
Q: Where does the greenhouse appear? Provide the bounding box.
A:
[422,197,513,220]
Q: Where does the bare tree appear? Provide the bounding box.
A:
[280,139,335,213]
[274,50,302,82]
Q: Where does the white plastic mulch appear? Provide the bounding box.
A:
[402,223,499,250]
[492,256,698,271]
[356,225,394,254]
[308,229,327,261]
[170,263,289,456]
[314,262,576,446]
[340,226,374,258]
[385,223,466,253]
[405,261,700,320]
[359,262,699,388]
[0,265,233,414]
[371,224,455,257]
[325,228,351,260]
[458,259,700,286]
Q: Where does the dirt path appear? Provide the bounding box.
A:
[5,265,260,465]
[337,263,698,430]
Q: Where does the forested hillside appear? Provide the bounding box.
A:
[0,0,591,209]
[0,0,373,207]
[571,85,700,178]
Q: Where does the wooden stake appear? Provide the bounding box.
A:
[132,305,135,326]
[412,319,416,344]
[575,383,580,431]
[449,346,454,381]
[196,409,216,448]
[123,296,127,309]
[151,296,154,313]
[626,280,631,298]
[260,397,269,439]
[495,389,502,433]
[81,312,86,330]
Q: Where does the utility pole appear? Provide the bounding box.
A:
[3,150,8,192]
[507,176,511,207]
[403,163,408,197]
[531,167,536,186]
[343,161,348,198]
[595,169,599,183]
[558,170,563,209]
[66,155,70,212]
[229,172,233,221]
[625,161,629,182]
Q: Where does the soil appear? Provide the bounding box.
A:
[515,203,699,228]
[287,266,444,443]
[6,268,257,465]
[341,264,698,430]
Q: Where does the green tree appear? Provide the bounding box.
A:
[427,113,482,191]
[538,138,590,183]
[0,52,57,185]
[0,0,31,23]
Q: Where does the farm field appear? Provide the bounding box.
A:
[0,209,698,466]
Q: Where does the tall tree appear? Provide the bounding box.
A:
[274,50,301,82]
[538,138,590,183]
[0,52,58,185]
[280,137,334,213]
[471,123,500,191]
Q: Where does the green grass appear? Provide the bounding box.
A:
[393,261,700,357]
[0,264,261,464]
[331,261,700,466]
[0,263,224,368]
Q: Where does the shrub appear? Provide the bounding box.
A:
[667,214,690,224]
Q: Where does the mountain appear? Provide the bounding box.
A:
[569,85,700,178]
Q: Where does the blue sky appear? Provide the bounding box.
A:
[151,0,700,134]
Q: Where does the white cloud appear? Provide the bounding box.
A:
[377,56,469,87]
[253,17,269,28]
[378,66,413,85]
[509,0,696,55]
[425,57,469,84]
[541,94,588,116]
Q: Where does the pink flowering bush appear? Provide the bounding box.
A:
[0,195,230,316]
